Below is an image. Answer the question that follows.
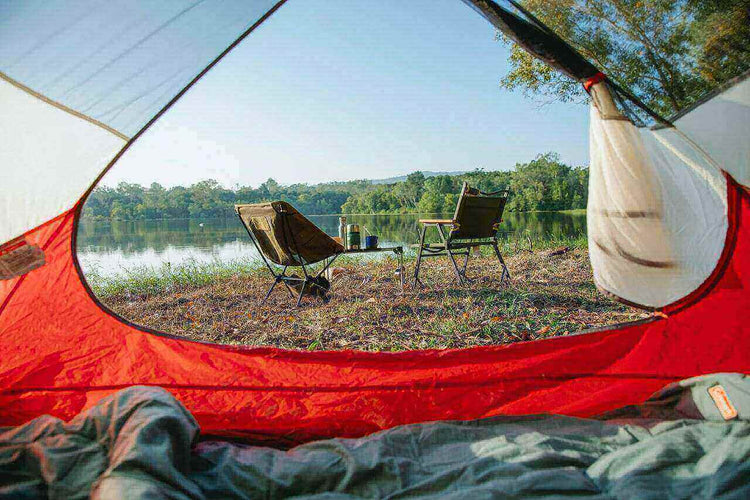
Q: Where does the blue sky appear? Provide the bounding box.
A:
[104,0,589,188]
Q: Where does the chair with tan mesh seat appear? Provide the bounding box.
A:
[235,202,344,306]
[413,182,510,286]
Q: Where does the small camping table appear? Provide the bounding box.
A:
[330,246,405,293]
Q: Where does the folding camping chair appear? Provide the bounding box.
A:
[235,202,345,307]
[413,182,510,286]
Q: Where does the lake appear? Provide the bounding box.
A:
[77,212,586,277]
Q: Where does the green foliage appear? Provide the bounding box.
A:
[688,0,750,86]
[394,172,426,211]
[418,176,460,214]
[83,178,362,220]
[83,154,588,220]
[343,153,587,214]
[86,258,265,298]
[499,0,750,117]
[507,153,587,212]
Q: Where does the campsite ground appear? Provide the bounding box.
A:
[93,244,647,351]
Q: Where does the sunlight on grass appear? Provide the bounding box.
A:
[85,232,588,300]
[86,257,266,298]
[86,234,648,352]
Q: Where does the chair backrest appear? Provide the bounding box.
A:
[450,182,509,240]
[235,201,344,266]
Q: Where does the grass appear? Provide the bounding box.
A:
[88,234,648,351]
[86,259,264,298]
[555,208,587,215]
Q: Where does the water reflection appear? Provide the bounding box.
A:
[77,212,586,276]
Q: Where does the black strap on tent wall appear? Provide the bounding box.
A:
[462,0,671,127]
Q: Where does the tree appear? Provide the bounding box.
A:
[507,153,587,212]
[82,155,589,220]
[166,186,191,218]
[418,175,459,213]
[688,0,750,85]
[259,178,280,199]
[188,180,231,218]
[417,190,445,214]
[498,0,750,117]
[393,172,425,211]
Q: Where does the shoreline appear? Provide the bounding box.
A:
[80,209,588,223]
[84,236,588,298]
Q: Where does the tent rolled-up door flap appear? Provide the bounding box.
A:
[0,0,748,445]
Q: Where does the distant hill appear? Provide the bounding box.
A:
[370,170,468,185]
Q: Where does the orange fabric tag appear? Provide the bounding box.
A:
[708,385,738,420]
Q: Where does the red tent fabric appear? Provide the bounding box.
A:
[1,1,747,447]
[1,177,746,445]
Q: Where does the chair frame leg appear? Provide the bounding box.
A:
[261,279,279,305]
[278,266,296,299]
[282,280,296,298]
[437,225,465,285]
[246,231,341,308]
[492,240,511,282]
[461,248,471,281]
[291,256,340,307]
[413,225,427,287]
[295,281,306,307]
[396,249,405,294]
[446,245,465,284]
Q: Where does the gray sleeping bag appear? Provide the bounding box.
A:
[1,373,749,499]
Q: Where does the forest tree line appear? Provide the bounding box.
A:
[82,153,588,220]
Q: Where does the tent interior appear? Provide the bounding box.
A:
[1,0,749,496]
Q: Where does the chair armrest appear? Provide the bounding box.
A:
[418,219,454,224]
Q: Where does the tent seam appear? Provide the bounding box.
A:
[0,71,129,141]
[1,374,682,396]
[662,174,743,315]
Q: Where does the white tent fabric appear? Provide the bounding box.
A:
[588,83,728,308]
[674,75,750,189]
[0,0,279,245]
[0,0,279,138]
[0,76,126,244]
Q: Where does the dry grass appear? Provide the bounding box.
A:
[100,249,647,351]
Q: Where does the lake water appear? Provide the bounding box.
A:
[77,212,586,277]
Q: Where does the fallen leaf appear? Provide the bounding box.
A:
[490,316,503,323]
[462,312,470,320]
[536,326,551,334]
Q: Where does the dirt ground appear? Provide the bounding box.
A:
[103,248,647,351]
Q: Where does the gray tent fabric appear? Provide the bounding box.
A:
[1,374,749,499]
[0,0,281,137]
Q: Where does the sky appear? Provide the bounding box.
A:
[102,0,590,189]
